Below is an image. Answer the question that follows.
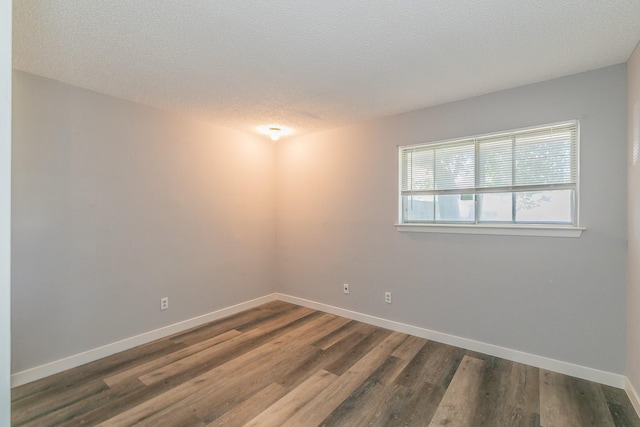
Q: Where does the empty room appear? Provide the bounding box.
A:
[3,1,640,426]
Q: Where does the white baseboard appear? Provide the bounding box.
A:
[275,293,626,389]
[10,291,632,403]
[11,294,277,388]
[626,377,640,418]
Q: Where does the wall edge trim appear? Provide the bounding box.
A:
[11,294,277,387]
[625,377,640,418]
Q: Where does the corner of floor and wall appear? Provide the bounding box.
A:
[7,43,640,419]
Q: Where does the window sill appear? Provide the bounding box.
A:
[395,223,585,238]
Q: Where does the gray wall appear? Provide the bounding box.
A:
[277,65,628,374]
[628,42,640,396]
[10,64,631,381]
[11,71,276,372]
[1,0,11,421]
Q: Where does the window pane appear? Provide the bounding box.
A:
[515,190,573,223]
[401,148,434,192]
[515,131,574,186]
[434,142,475,190]
[478,137,512,188]
[478,193,512,222]
[435,194,475,222]
[402,195,434,222]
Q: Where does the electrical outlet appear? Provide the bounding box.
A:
[384,292,392,304]
[343,284,350,294]
[160,297,169,310]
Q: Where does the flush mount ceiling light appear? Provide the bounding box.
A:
[257,125,292,141]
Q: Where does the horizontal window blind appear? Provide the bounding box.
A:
[399,121,578,225]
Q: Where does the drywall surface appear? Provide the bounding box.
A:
[0,0,11,422]
[11,71,276,372]
[277,65,628,374]
[628,42,640,397]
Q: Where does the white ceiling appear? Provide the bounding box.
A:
[12,1,640,139]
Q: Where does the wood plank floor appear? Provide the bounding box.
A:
[11,301,640,426]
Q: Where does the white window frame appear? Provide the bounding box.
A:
[396,121,585,237]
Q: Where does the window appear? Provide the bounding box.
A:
[398,121,581,236]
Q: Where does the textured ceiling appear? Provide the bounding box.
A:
[12,1,640,139]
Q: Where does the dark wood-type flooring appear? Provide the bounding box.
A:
[11,301,640,426]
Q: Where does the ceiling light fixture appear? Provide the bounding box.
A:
[257,125,291,141]
[267,127,282,141]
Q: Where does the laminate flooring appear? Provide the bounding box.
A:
[11,301,640,426]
